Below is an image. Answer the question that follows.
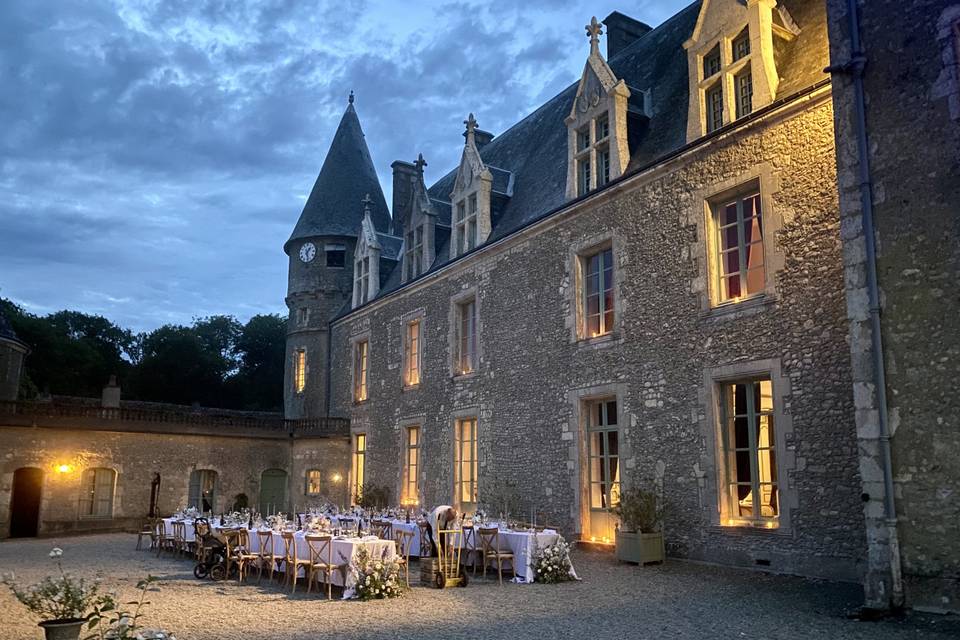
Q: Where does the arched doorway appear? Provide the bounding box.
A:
[10,467,43,537]
[259,469,287,515]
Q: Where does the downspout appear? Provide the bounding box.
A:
[325,320,333,418]
[825,0,903,610]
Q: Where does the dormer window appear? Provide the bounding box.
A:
[596,114,609,140]
[405,225,424,279]
[400,153,438,284]
[352,194,382,308]
[735,68,753,118]
[449,114,493,260]
[454,193,478,253]
[706,83,724,133]
[355,256,370,304]
[704,44,721,77]
[732,28,750,61]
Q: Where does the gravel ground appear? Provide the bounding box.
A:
[1,534,957,640]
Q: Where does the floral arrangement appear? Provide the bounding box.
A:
[86,575,176,640]
[266,514,287,531]
[349,547,405,601]
[532,536,575,584]
[2,548,110,622]
[305,515,330,532]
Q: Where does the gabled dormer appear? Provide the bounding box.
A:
[352,195,381,308]
[683,0,800,141]
[449,114,493,260]
[401,154,438,282]
[565,17,631,200]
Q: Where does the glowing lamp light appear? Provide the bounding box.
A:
[331,472,343,483]
[56,464,73,474]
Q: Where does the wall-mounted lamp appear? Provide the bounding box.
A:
[331,472,343,483]
[56,464,73,474]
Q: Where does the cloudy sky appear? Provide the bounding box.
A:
[1,0,688,332]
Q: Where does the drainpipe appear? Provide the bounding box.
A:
[825,0,903,610]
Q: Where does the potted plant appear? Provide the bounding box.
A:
[610,487,665,565]
[2,547,110,640]
[86,575,176,640]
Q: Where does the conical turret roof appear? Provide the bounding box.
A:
[285,96,391,252]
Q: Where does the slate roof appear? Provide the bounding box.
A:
[339,0,829,310]
[286,101,392,253]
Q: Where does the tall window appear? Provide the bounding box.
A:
[454,418,478,509]
[402,426,420,503]
[405,226,424,280]
[588,400,620,510]
[577,156,592,196]
[732,28,751,62]
[735,68,753,118]
[352,434,366,504]
[719,378,779,526]
[706,83,724,133]
[188,469,217,512]
[355,256,370,304]
[456,299,477,375]
[305,469,322,496]
[404,319,421,387]
[699,27,753,136]
[454,194,478,255]
[582,246,614,338]
[294,349,306,394]
[79,468,116,518]
[715,191,764,302]
[353,340,368,402]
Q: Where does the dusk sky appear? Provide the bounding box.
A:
[1,0,689,332]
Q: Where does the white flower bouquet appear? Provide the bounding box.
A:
[532,536,575,584]
[349,547,405,601]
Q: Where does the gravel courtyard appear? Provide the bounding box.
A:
[1,534,957,640]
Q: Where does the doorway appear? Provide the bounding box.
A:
[10,467,43,537]
[259,469,287,515]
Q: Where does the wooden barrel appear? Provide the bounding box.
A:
[420,557,439,586]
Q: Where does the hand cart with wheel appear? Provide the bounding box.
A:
[434,527,469,588]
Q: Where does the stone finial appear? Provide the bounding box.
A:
[414,153,427,173]
[586,16,603,55]
[464,113,478,144]
[361,192,373,213]
[348,90,355,104]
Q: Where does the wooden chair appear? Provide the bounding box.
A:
[231,529,262,584]
[461,524,479,575]
[171,521,187,557]
[416,519,432,557]
[255,530,277,584]
[393,528,414,587]
[280,531,311,593]
[155,520,176,558]
[304,534,334,599]
[370,519,393,541]
[477,527,515,585]
[135,518,155,551]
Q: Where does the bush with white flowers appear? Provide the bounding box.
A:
[532,536,575,584]
[2,548,110,622]
[349,547,405,601]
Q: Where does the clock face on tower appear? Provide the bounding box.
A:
[299,242,316,263]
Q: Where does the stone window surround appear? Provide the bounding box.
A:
[690,23,755,135]
[566,382,630,538]
[350,330,371,404]
[351,432,366,505]
[448,286,482,379]
[292,348,307,395]
[397,415,425,504]
[400,309,425,390]
[305,468,322,496]
[568,231,623,345]
[689,161,784,316]
[449,406,480,509]
[699,358,796,534]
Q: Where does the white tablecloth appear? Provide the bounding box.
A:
[460,528,575,583]
[161,518,196,542]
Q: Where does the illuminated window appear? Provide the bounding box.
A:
[588,400,620,509]
[79,467,116,518]
[293,349,306,393]
[715,191,765,303]
[353,340,368,402]
[306,469,322,496]
[732,28,750,62]
[581,246,614,338]
[456,299,477,375]
[352,434,366,504]
[706,83,724,133]
[454,418,478,509]
[718,378,779,527]
[735,67,753,118]
[188,469,217,513]
[404,319,421,387]
[402,425,420,503]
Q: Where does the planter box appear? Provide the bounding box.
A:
[615,530,665,565]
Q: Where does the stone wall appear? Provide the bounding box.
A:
[328,92,867,582]
[827,0,960,612]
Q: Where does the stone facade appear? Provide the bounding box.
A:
[826,0,960,613]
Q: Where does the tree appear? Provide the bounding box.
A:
[228,314,286,411]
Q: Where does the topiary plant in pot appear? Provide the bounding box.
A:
[609,487,665,565]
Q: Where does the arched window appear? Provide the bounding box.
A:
[79,468,116,518]
[305,469,322,496]
[188,469,217,513]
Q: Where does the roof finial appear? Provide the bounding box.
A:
[361,192,373,214]
[464,113,478,144]
[586,16,602,55]
[414,153,427,173]
[348,90,355,105]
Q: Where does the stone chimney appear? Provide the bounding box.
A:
[101,374,121,408]
[391,160,418,235]
[463,128,494,149]
[603,11,652,59]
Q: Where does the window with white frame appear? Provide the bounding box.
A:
[352,434,366,504]
[713,189,765,303]
[574,113,612,196]
[454,194,478,254]
[718,377,779,527]
[455,298,477,375]
[306,469,322,496]
[79,467,116,518]
[580,245,615,339]
[454,417,478,509]
[403,319,421,387]
[402,425,420,504]
[293,349,306,394]
[353,340,368,402]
